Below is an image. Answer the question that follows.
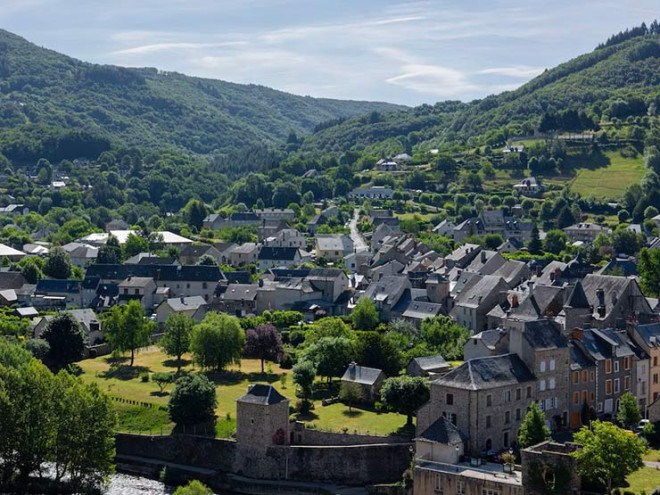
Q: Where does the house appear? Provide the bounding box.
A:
[315,234,353,261]
[306,268,350,303]
[155,296,207,323]
[61,242,98,267]
[512,177,542,196]
[255,208,295,221]
[257,247,304,269]
[262,229,306,249]
[215,284,258,317]
[258,219,289,242]
[452,210,534,244]
[628,322,660,404]
[0,243,25,262]
[0,272,27,291]
[375,159,399,171]
[178,244,223,265]
[33,279,82,307]
[0,289,17,306]
[228,243,260,267]
[155,231,194,249]
[236,384,290,448]
[349,186,394,200]
[563,223,610,244]
[463,328,509,361]
[33,309,103,346]
[361,275,411,321]
[118,276,157,310]
[432,219,456,237]
[124,252,178,265]
[393,153,412,164]
[416,353,536,455]
[570,328,635,419]
[203,212,260,230]
[306,214,327,235]
[105,219,129,231]
[85,264,222,302]
[407,355,452,378]
[451,275,510,333]
[400,300,445,326]
[22,243,49,256]
[340,362,385,403]
[0,204,29,216]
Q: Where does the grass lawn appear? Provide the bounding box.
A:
[79,347,407,438]
[395,212,436,222]
[569,150,645,200]
[644,448,660,463]
[624,466,660,494]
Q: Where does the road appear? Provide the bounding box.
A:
[348,208,368,252]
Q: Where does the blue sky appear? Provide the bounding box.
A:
[0,0,657,105]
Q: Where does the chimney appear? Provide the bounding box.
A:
[535,264,542,277]
[512,294,519,308]
[481,251,487,263]
[258,279,264,287]
[554,267,561,280]
[596,288,605,307]
[180,297,185,304]
[528,281,534,294]
[349,361,357,379]
[550,271,555,282]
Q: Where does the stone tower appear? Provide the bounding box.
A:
[236,384,290,448]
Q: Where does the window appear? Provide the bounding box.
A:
[606,380,612,395]
[123,288,128,295]
[624,357,631,370]
[457,481,465,495]
[449,413,457,425]
[538,400,545,412]
[549,378,555,390]
[202,282,208,289]
[527,386,532,398]
[486,415,492,428]
[540,361,546,373]
[614,361,620,373]
[134,288,139,295]
[572,371,579,384]
[654,356,658,366]
[606,360,612,374]
[582,370,587,382]
[504,411,511,424]
[550,359,556,371]
[516,408,521,420]
[590,392,595,402]
[614,378,620,394]
[590,371,595,382]
[581,391,587,403]
[486,394,492,407]
[540,380,546,392]
[545,398,553,410]
[482,490,501,495]
[504,431,509,447]
[573,392,579,404]
[654,374,658,385]
[625,376,630,391]
[597,402,603,412]
[516,388,521,401]
[435,474,442,491]
[503,390,511,403]
[446,393,454,405]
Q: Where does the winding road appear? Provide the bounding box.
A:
[348,208,368,252]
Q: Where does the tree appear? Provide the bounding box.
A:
[617,392,641,429]
[572,420,645,493]
[302,337,355,383]
[97,235,122,264]
[380,376,430,426]
[305,317,352,344]
[104,301,152,366]
[292,360,316,400]
[244,323,284,373]
[159,313,194,373]
[42,312,85,368]
[198,254,217,266]
[168,373,217,425]
[339,381,364,412]
[123,233,149,258]
[190,313,245,371]
[152,372,174,394]
[528,223,542,254]
[174,480,214,495]
[483,233,504,250]
[543,229,568,255]
[639,248,660,296]
[420,315,470,361]
[183,199,209,231]
[24,338,50,360]
[355,331,402,376]
[352,297,379,331]
[517,402,550,448]
[44,246,72,279]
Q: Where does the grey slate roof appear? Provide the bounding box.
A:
[522,320,567,350]
[416,416,468,445]
[165,296,207,312]
[410,355,450,372]
[258,246,299,261]
[237,384,288,405]
[341,364,384,385]
[434,354,535,390]
[35,279,81,294]
[631,322,660,348]
[85,264,223,282]
[565,281,590,309]
[472,329,507,350]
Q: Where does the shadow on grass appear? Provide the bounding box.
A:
[171,418,216,437]
[295,411,320,421]
[204,369,280,386]
[102,365,149,380]
[245,371,279,383]
[163,358,192,369]
[342,409,363,418]
[150,391,170,398]
[391,422,415,439]
[563,150,610,171]
[104,355,129,366]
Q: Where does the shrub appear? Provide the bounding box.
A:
[168,374,217,425]
[140,372,150,382]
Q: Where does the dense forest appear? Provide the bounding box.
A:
[0,29,404,162]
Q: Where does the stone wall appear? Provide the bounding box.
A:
[520,441,581,495]
[115,433,412,486]
[291,422,409,446]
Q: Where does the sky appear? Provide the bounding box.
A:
[0,0,657,106]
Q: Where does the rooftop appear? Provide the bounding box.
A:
[237,384,288,405]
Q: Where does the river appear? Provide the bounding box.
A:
[106,473,176,494]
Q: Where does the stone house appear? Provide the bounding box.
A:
[627,322,660,404]
[349,186,394,200]
[406,355,452,378]
[228,243,260,267]
[118,276,157,310]
[451,275,510,333]
[416,353,536,455]
[236,384,290,448]
[305,268,349,304]
[567,342,597,430]
[262,228,306,249]
[361,275,411,321]
[512,176,541,196]
[178,244,223,265]
[215,284,258,317]
[463,328,510,361]
[563,223,610,244]
[257,246,305,270]
[154,296,207,324]
[203,212,260,230]
[314,234,353,261]
[340,362,385,403]
[570,328,635,419]
[34,279,83,307]
[61,242,98,267]
[255,208,295,221]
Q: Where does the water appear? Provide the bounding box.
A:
[106,473,176,494]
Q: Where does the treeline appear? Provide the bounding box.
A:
[597,20,660,49]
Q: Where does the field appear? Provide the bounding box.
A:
[568,150,645,200]
[78,347,408,438]
[624,465,660,494]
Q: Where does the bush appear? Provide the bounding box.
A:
[168,374,217,425]
[279,352,295,369]
[295,399,313,414]
[140,372,150,382]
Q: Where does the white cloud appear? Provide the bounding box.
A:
[112,41,247,56]
[386,64,476,96]
[479,66,545,78]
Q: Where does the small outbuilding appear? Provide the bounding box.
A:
[406,355,452,378]
[340,362,385,403]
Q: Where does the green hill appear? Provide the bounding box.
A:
[0,29,405,161]
[301,30,660,156]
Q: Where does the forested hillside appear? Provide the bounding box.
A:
[302,27,660,156]
[0,29,404,162]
